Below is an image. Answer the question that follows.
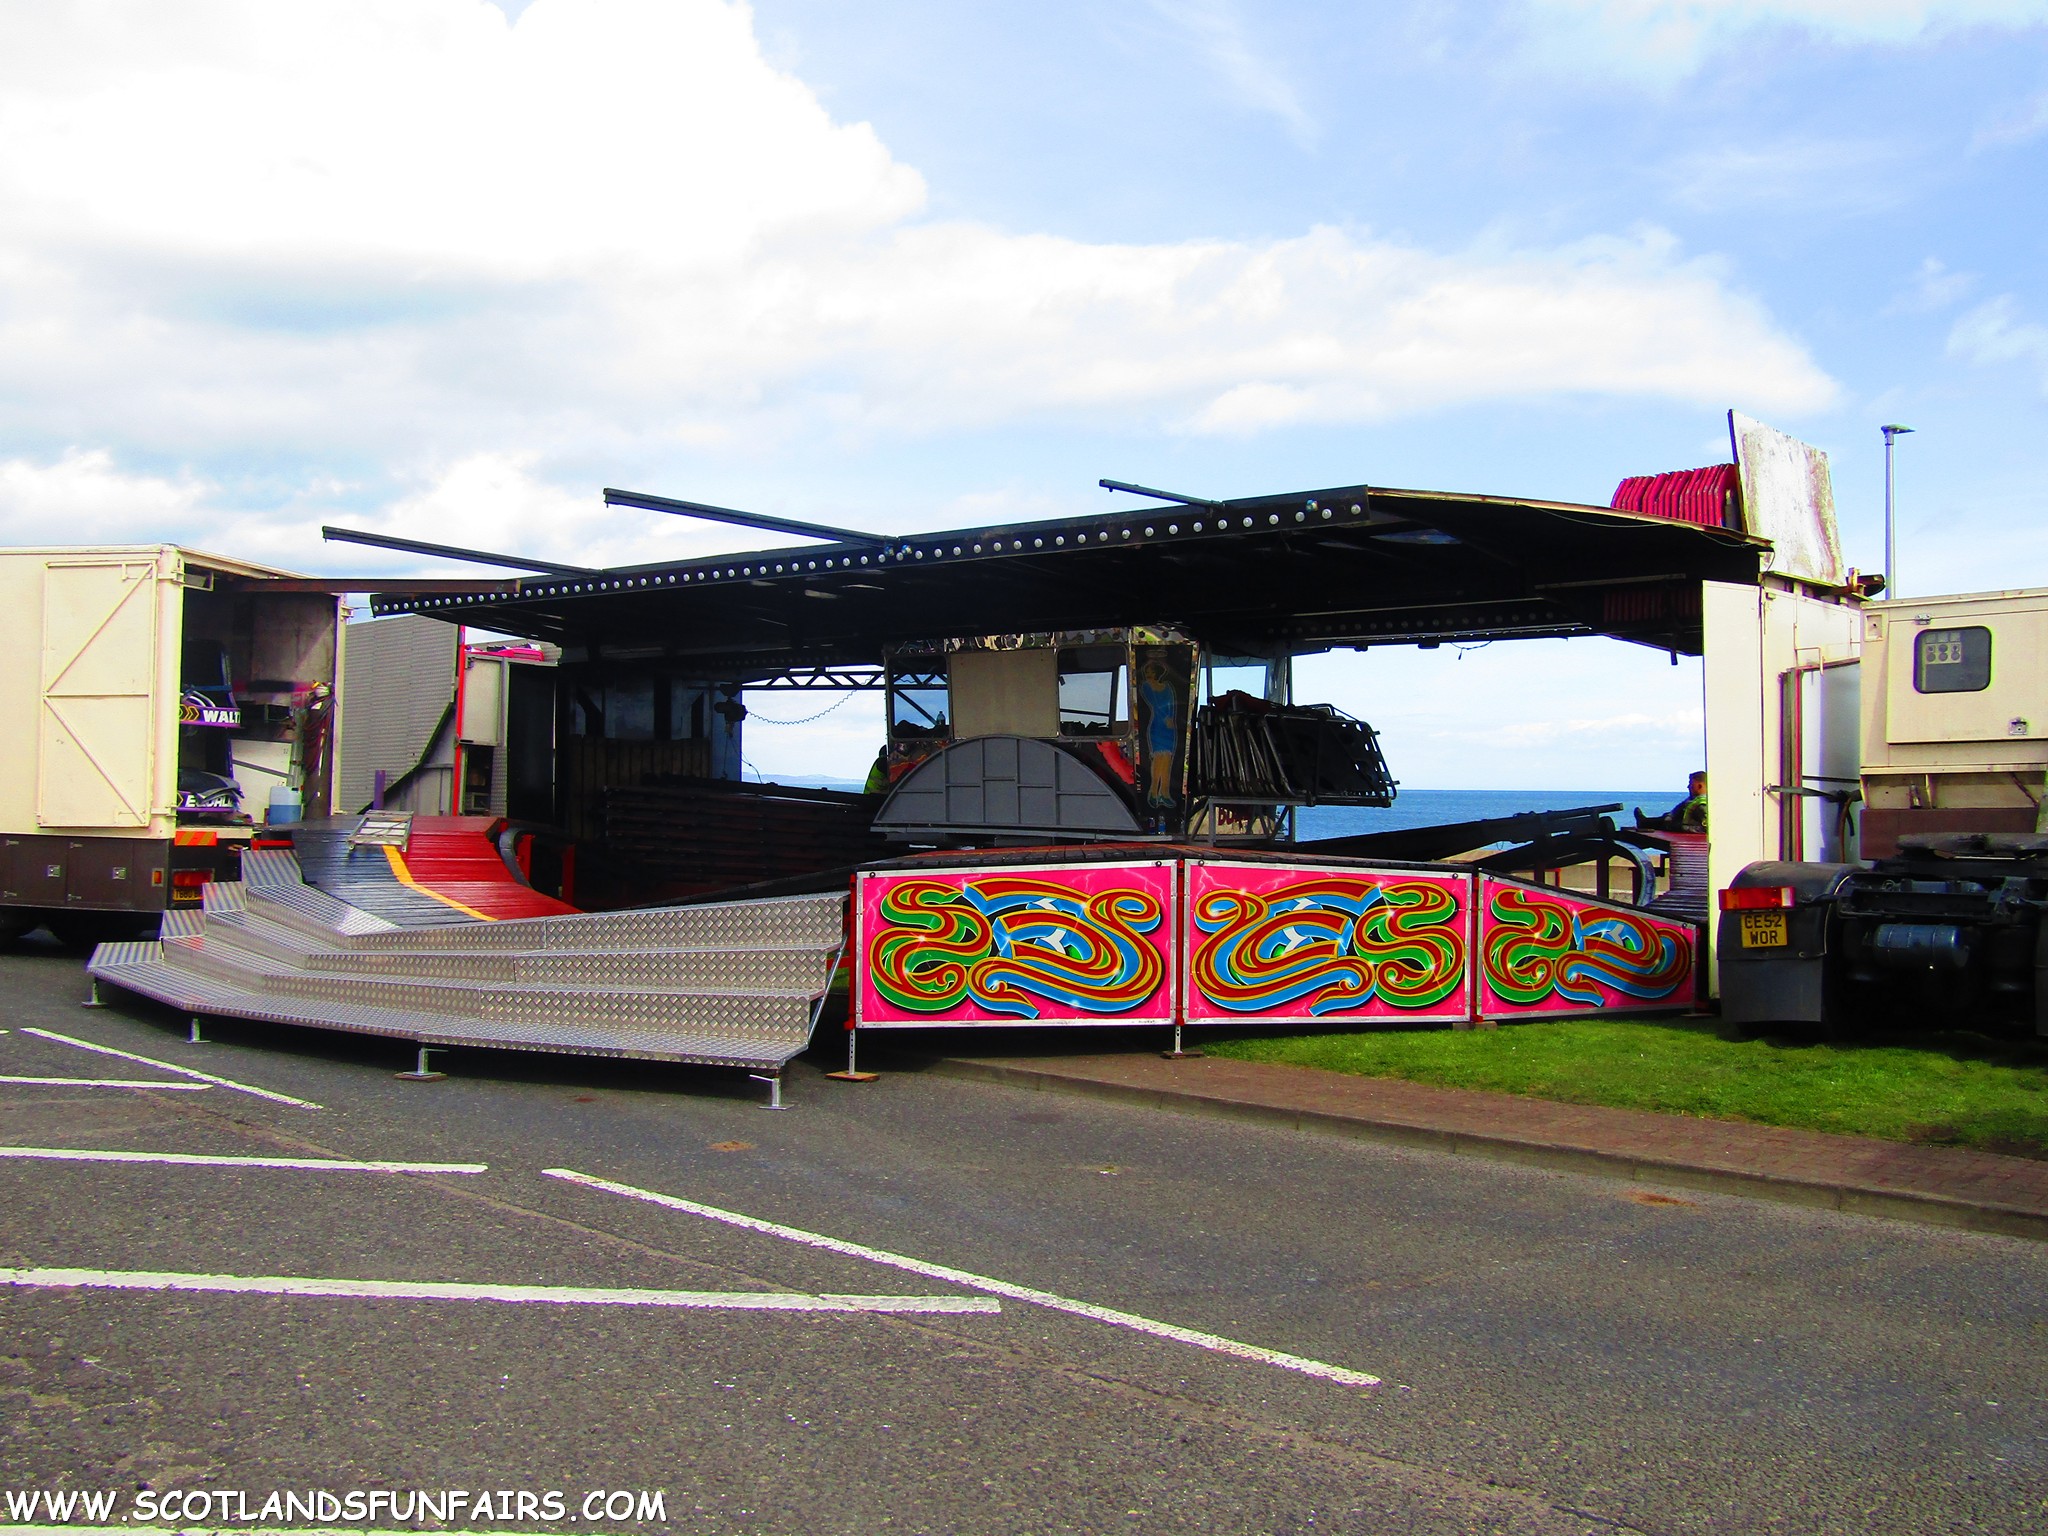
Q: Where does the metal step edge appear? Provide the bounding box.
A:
[86,954,808,1068]
[161,941,823,1007]
[204,913,840,986]
[308,952,837,987]
[243,885,405,943]
[342,896,847,953]
[310,941,841,964]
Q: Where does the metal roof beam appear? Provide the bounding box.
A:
[603,487,888,547]
[321,526,597,576]
[1098,478,1224,510]
[231,577,523,595]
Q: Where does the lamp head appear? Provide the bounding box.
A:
[1881,423,1914,438]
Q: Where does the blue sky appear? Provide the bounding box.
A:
[1,1,2043,786]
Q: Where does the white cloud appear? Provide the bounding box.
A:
[0,447,817,577]
[1523,1,2048,80]
[0,0,1836,550]
[1667,139,1911,214]
[1485,707,1706,748]
[1948,296,2048,389]
[1295,641,1706,790]
[1147,1,1318,147]
[1975,83,2048,145]
[0,450,215,546]
[1889,256,1976,314]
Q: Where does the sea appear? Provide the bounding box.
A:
[765,778,1680,842]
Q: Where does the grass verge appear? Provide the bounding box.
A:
[1203,1018,2048,1158]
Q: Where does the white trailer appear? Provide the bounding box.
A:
[0,545,342,943]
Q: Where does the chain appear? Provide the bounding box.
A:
[744,692,860,726]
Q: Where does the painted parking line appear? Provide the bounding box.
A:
[22,1027,322,1109]
[0,1267,1000,1314]
[0,1076,210,1091]
[3,1530,540,1536]
[545,1168,1382,1389]
[0,1147,485,1174]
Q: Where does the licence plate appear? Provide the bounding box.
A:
[1738,911,1788,948]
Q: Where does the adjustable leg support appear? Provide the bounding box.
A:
[750,1071,791,1110]
[826,1027,880,1082]
[189,1016,205,1045]
[396,1046,446,1081]
[82,980,106,1009]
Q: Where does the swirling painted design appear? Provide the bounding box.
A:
[1482,885,1693,1007]
[866,875,1167,1018]
[1191,878,1465,1014]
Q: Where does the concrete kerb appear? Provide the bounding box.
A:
[920,1056,2048,1244]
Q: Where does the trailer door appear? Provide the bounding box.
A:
[38,559,163,828]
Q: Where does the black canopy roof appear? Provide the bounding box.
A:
[370,481,1766,677]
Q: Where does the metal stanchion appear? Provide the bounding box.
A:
[396,1045,446,1081]
[826,1026,879,1082]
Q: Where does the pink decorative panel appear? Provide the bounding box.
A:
[1478,876,1701,1018]
[1183,861,1471,1026]
[855,861,1176,1027]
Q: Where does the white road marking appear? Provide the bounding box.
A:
[21,1027,322,1108]
[8,1527,577,1535]
[0,1076,210,1091]
[545,1167,1382,1389]
[0,1147,485,1174]
[0,1267,999,1313]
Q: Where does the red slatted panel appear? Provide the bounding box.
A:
[1610,463,1739,528]
[403,816,581,920]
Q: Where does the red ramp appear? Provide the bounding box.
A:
[390,816,580,921]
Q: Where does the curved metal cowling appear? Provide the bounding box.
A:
[873,736,1144,840]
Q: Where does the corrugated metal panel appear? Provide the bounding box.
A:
[337,615,457,815]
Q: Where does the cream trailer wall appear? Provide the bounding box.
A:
[1703,579,1863,989]
[0,547,186,839]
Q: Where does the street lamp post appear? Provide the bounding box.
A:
[1882,423,1913,597]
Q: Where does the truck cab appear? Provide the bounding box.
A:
[1721,587,2048,1035]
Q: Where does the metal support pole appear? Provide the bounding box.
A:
[82,979,106,1009]
[188,1016,205,1044]
[1882,423,1913,598]
[822,941,879,1081]
[750,1071,791,1110]
[396,1045,446,1081]
[826,1026,880,1082]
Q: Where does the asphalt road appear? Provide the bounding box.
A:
[4,936,2046,1536]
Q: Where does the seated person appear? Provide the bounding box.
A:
[1636,771,1707,834]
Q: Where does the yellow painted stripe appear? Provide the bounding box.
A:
[382,844,497,922]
